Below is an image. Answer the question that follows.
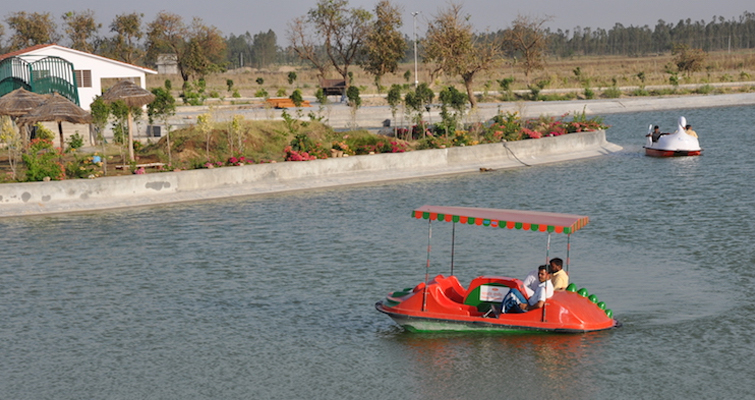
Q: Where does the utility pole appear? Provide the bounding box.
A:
[412,11,420,88]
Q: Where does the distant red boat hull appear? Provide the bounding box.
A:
[644,147,702,157]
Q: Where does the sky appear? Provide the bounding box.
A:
[2,0,753,40]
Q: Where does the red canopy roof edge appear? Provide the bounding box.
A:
[412,205,589,234]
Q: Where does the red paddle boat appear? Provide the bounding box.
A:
[375,205,620,333]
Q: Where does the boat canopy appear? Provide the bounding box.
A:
[413,205,589,234]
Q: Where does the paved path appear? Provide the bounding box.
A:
[171,92,755,130]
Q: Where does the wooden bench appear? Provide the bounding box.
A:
[320,79,346,96]
[115,162,166,170]
[265,98,311,108]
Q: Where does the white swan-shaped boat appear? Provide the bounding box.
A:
[644,116,702,157]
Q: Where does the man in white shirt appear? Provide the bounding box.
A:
[502,265,554,313]
[521,267,540,297]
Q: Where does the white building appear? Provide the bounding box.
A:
[156,54,179,75]
[0,44,157,111]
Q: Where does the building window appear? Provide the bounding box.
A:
[74,70,92,88]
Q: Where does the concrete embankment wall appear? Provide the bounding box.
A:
[0,130,620,217]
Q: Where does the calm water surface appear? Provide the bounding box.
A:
[1,105,754,399]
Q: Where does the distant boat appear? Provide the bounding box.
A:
[643,116,702,157]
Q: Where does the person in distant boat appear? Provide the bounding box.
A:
[685,124,698,138]
[648,125,667,142]
[501,265,554,313]
[549,257,569,290]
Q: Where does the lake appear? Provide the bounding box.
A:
[1,104,754,399]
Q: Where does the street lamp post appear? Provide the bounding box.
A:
[412,11,420,88]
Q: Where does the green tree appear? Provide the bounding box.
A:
[404,83,434,136]
[386,84,403,136]
[147,12,227,85]
[5,11,59,50]
[226,32,251,68]
[251,29,278,69]
[502,15,551,82]
[62,10,102,53]
[62,10,101,52]
[423,3,499,107]
[147,86,177,165]
[361,0,407,93]
[105,13,144,64]
[438,86,467,134]
[90,96,110,175]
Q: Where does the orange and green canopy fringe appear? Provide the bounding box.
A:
[412,205,589,234]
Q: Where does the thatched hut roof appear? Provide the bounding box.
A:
[17,93,93,126]
[101,80,155,108]
[0,88,50,117]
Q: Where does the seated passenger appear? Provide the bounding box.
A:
[501,265,554,313]
[649,126,663,142]
[521,266,542,297]
[685,124,698,138]
[549,257,569,290]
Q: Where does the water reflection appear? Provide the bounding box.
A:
[390,331,609,399]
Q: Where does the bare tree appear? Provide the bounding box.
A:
[287,16,330,78]
[672,43,707,76]
[502,15,551,82]
[423,3,500,108]
[288,0,372,89]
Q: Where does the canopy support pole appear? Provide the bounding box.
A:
[545,232,552,264]
[450,222,456,276]
[422,219,432,312]
[566,234,571,273]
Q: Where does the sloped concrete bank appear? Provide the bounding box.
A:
[0,130,620,217]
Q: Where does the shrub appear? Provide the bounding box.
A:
[22,138,65,181]
[67,132,85,151]
[226,156,251,166]
[480,111,608,143]
[694,84,714,94]
[415,134,453,150]
[65,153,103,179]
[288,132,328,159]
[602,86,622,98]
[284,146,317,161]
[289,89,304,107]
[484,112,523,142]
[34,123,56,141]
